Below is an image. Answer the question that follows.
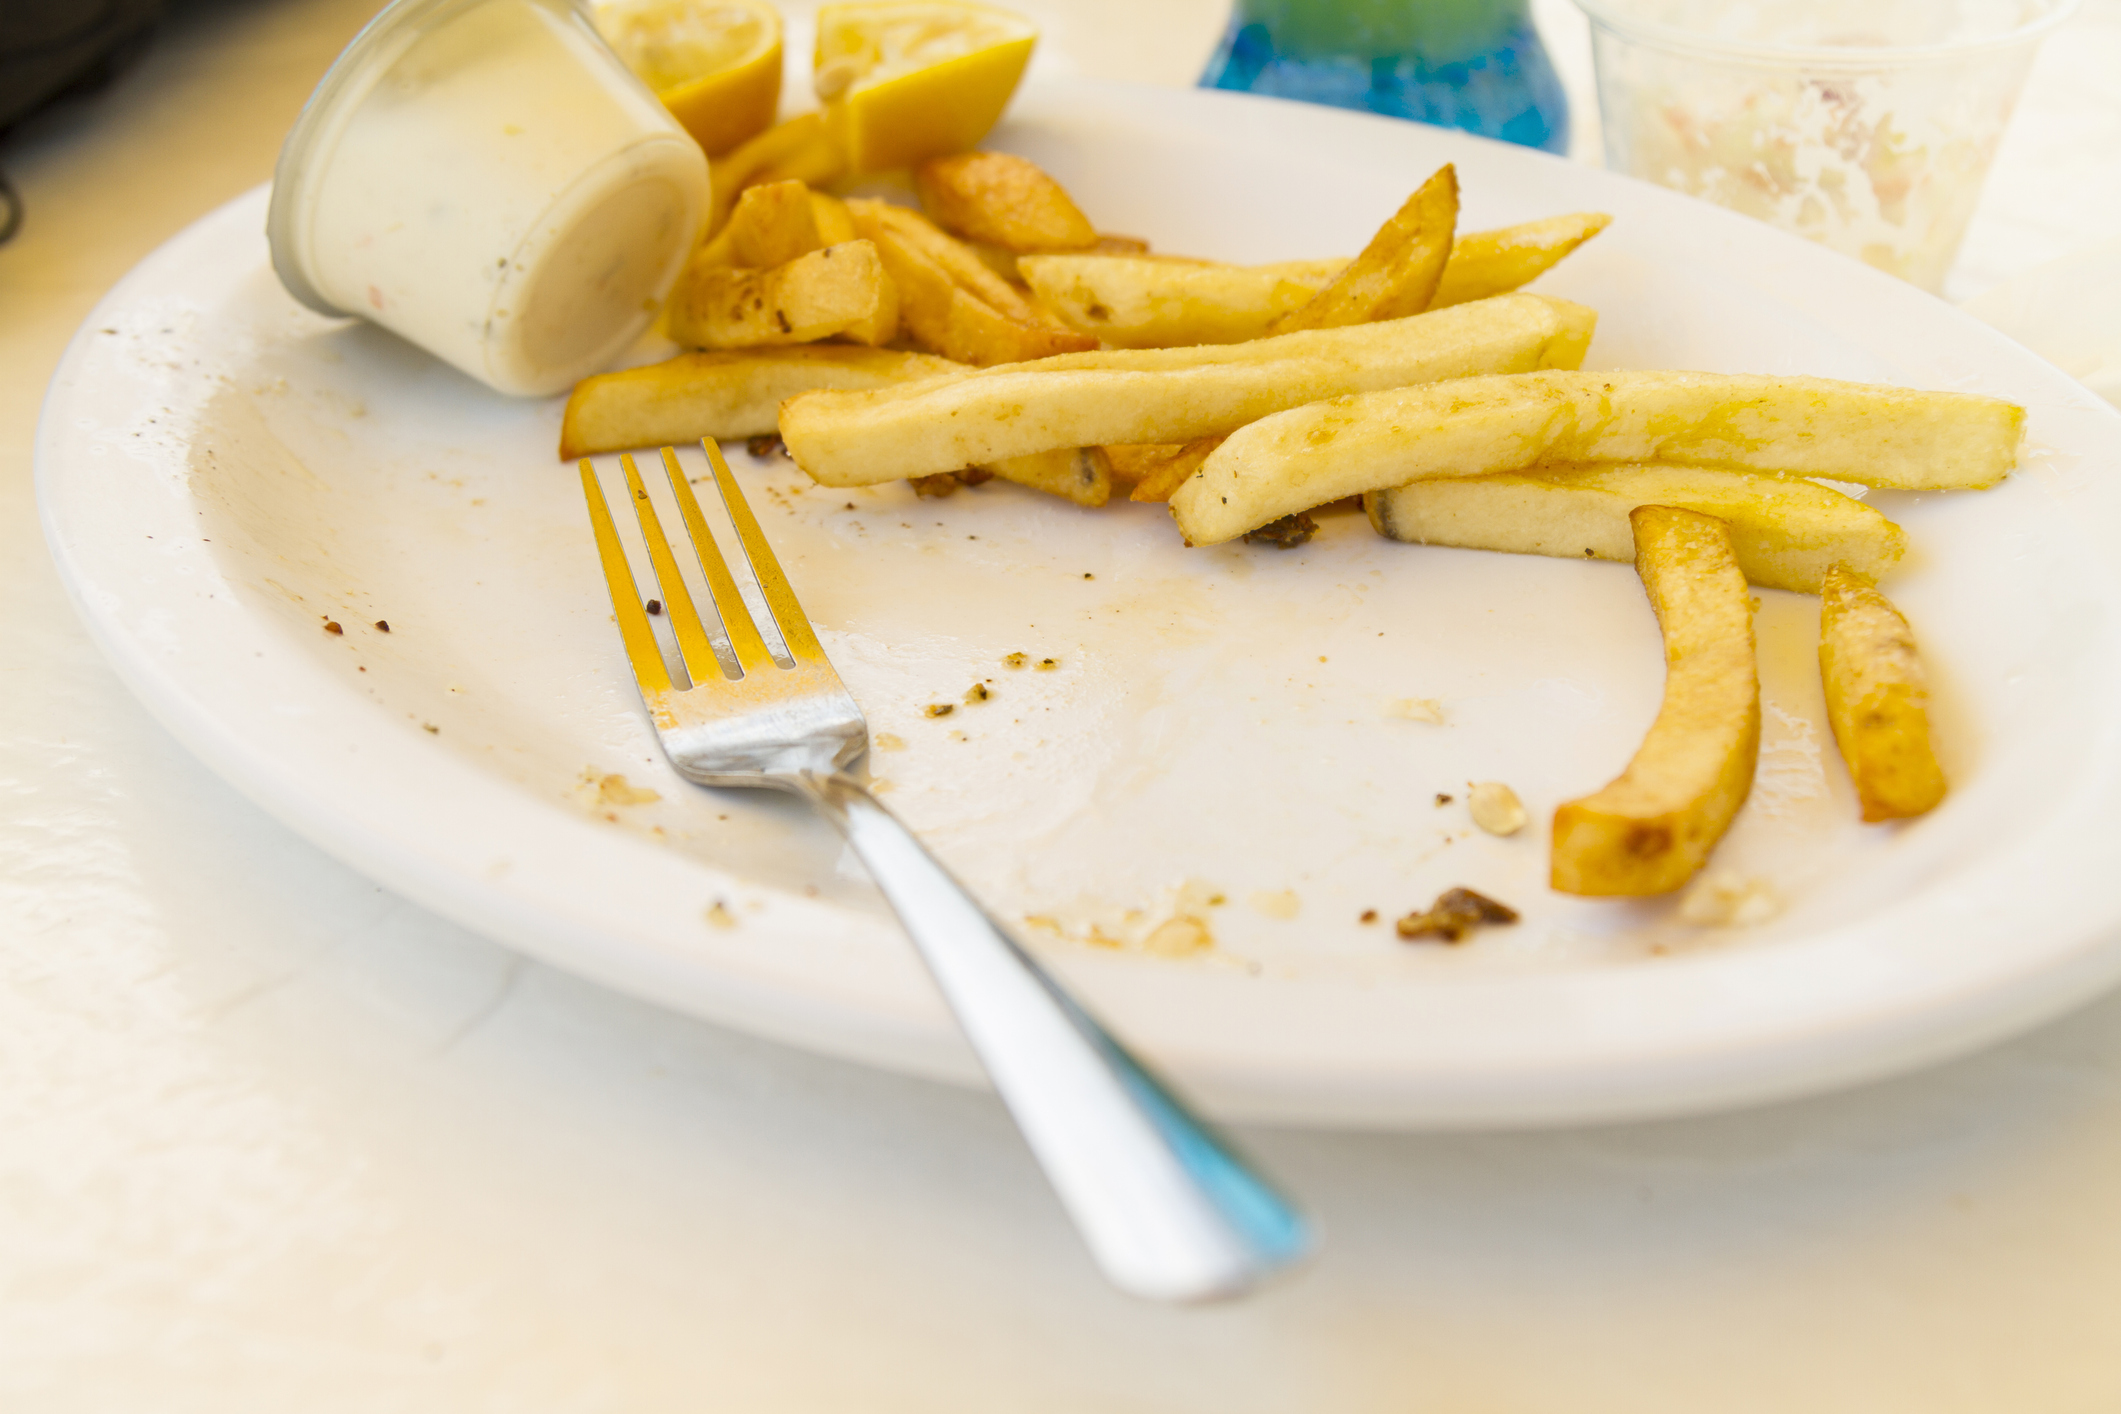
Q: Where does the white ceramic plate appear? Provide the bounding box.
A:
[38,79,2121,1127]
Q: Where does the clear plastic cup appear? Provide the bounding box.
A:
[1573,0,2080,292]
[268,0,710,396]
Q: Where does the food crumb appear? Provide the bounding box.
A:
[705,900,738,929]
[595,773,660,805]
[1434,793,1453,807]
[924,703,954,718]
[1468,781,1528,836]
[374,620,390,632]
[323,620,343,635]
[965,683,992,704]
[1360,909,1378,923]
[747,434,786,459]
[1143,914,1213,957]
[1396,887,1518,943]
[1004,652,1028,668]
[910,472,958,498]
[844,502,856,510]
[1679,872,1785,928]
[1243,511,1317,548]
[1246,888,1300,920]
[1036,657,1059,671]
[422,723,439,734]
[1082,572,1094,580]
[645,599,663,616]
[1387,698,1444,723]
[874,732,906,751]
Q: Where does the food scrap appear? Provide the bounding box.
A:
[965,682,992,703]
[746,433,787,458]
[1395,887,1519,943]
[1678,872,1785,928]
[923,702,954,718]
[1467,781,1527,837]
[1242,511,1317,549]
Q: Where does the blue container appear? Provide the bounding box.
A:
[1202,0,1569,154]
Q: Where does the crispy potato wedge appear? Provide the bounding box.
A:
[1551,506,1760,896]
[707,113,848,236]
[1271,165,1458,333]
[779,293,1596,487]
[915,151,1100,253]
[846,198,1098,365]
[559,347,961,459]
[666,240,897,349]
[1171,369,2023,546]
[1129,437,1221,503]
[1430,213,1613,310]
[1365,463,1905,593]
[727,179,826,268]
[981,446,1113,507]
[1819,565,1948,821]
[1020,256,1329,348]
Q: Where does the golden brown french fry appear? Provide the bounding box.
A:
[559,347,961,459]
[1020,256,1328,348]
[726,179,826,268]
[1819,565,1948,821]
[915,151,1100,253]
[667,241,897,349]
[1364,463,1905,593]
[1271,165,1458,334]
[1170,369,2023,547]
[845,198,1098,365]
[1551,506,1760,896]
[981,447,1113,507]
[779,293,1596,487]
[1430,213,1613,309]
[1129,437,1221,503]
[809,191,858,247]
[708,113,847,235]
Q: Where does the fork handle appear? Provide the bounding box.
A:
[798,771,1312,1303]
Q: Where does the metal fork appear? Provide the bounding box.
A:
[580,442,1313,1303]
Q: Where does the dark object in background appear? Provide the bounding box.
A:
[0,0,168,242]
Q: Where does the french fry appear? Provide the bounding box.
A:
[1551,506,1760,896]
[1170,369,2024,547]
[981,447,1113,507]
[1271,165,1458,334]
[846,198,1098,365]
[726,179,826,268]
[779,293,1597,487]
[1129,437,1220,503]
[915,151,1100,252]
[1818,565,1948,821]
[1019,256,1329,348]
[667,241,898,349]
[1364,463,1906,593]
[809,190,858,247]
[559,347,961,459]
[1430,213,1614,309]
[707,113,848,236]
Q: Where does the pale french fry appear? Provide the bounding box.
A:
[1271,165,1458,333]
[915,151,1100,252]
[1100,444,1169,489]
[707,113,847,236]
[1365,463,1906,593]
[727,179,826,268]
[559,347,961,459]
[845,198,1098,365]
[980,446,1113,507]
[1819,565,1948,821]
[1430,213,1613,309]
[1020,256,1328,348]
[1170,369,2024,547]
[1130,437,1220,503]
[667,241,898,349]
[1551,506,1760,896]
[779,293,1596,487]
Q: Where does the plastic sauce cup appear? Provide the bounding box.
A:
[268,0,711,396]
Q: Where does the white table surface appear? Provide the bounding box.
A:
[6,1,2121,1407]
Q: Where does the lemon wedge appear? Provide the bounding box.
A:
[813,1,1037,174]
[592,0,784,157]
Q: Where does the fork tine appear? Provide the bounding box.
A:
[658,447,777,677]
[580,461,672,696]
[700,439,828,665]
[618,453,721,681]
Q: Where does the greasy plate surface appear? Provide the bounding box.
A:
[37,78,2121,1126]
